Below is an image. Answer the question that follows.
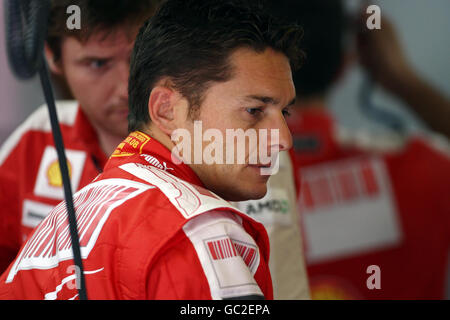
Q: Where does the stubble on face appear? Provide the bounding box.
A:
[58,29,138,149]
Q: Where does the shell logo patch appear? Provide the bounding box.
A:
[47,160,73,187]
[34,146,86,200]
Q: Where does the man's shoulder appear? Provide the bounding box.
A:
[333,126,450,191]
[335,125,450,159]
[95,162,270,243]
[88,167,265,260]
[398,132,450,185]
[0,101,79,166]
[335,125,408,154]
[115,162,243,221]
[407,132,450,160]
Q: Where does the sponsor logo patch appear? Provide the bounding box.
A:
[207,238,237,260]
[236,187,292,226]
[34,146,86,200]
[140,154,174,171]
[299,156,402,264]
[47,159,73,187]
[22,200,55,229]
[183,211,263,299]
[111,131,151,157]
[309,276,362,300]
[206,237,258,273]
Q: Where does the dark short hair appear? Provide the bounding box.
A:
[266,0,346,98]
[46,0,162,61]
[128,0,304,132]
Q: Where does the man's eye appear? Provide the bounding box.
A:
[89,59,109,69]
[246,107,263,116]
[282,109,291,117]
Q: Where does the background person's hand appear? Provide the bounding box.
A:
[356,14,416,94]
[356,11,450,138]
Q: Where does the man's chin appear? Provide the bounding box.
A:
[222,184,268,202]
[109,122,129,139]
[199,167,270,202]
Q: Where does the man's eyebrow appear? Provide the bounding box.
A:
[77,55,112,61]
[245,95,296,107]
[287,97,296,107]
[245,95,279,105]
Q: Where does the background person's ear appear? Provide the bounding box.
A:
[148,86,187,136]
[44,44,63,75]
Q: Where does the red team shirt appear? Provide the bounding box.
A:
[0,116,272,299]
[288,108,450,299]
[0,102,108,274]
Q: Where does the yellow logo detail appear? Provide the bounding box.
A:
[111,131,151,158]
[309,276,363,300]
[311,284,355,300]
[47,160,72,187]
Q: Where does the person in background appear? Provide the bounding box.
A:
[357,16,450,140]
[268,0,450,299]
[0,0,162,274]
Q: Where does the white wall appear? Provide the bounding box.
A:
[329,0,450,134]
[0,1,45,144]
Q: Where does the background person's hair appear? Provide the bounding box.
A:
[266,0,346,99]
[128,0,304,132]
[46,0,162,62]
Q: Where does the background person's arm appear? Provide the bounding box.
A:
[357,16,450,139]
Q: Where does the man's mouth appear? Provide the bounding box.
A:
[249,163,272,168]
[246,154,280,176]
[247,164,274,177]
[113,106,129,118]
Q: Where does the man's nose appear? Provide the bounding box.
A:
[269,112,293,152]
[116,61,130,99]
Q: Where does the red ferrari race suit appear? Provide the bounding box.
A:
[0,131,273,300]
[288,108,450,299]
[0,102,108,274]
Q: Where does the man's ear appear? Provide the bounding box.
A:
[148,86,186,136]
[44,44,63,75]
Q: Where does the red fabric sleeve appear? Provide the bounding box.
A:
[0,147,24,274]
[146,232,213,299]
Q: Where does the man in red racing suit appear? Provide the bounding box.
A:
[0,0,303,299]
[0,132,272,300]
[288,108,450,299]
[0,102,108,273]
[0,0,161,274]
